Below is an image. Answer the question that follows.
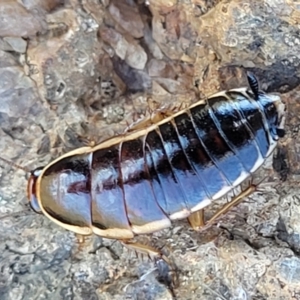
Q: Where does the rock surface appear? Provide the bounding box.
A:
[0,1,300,299]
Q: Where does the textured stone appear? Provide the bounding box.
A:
[108,0,144,38]
[1,37,27,53]
[0,1,300,299]
[125,42,147,70]
[21,0,65,12]
[100,27,147,69]
[0,1,46,37]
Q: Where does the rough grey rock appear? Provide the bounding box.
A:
[0,1,300,299]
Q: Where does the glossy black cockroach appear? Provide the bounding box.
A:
[0,72,286,261]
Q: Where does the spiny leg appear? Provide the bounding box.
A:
[187,183,258,231]
[124,110,175,133]
[205,183,257,227]
[121,240,178,296]
[121,240,171,264]
[124,99,190,133]
[155,257,179,299]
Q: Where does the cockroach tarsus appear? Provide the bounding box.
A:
[0,72,286,291]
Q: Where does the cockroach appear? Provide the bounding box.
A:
[0,72,286,264]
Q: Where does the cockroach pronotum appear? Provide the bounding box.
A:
[0,72,286,270]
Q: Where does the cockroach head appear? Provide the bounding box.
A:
[27,167,44,214]
[246,72,286,141]
[259,94,285,141]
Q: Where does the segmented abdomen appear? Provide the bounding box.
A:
[40,91,276,237]
[90,92,274,234]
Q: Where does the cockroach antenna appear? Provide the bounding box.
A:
[0,209,35,221]
[246,71,260,100]
[0,157,35,221]
[0,156,31,173]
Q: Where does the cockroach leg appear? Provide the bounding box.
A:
[72,234,89,258]
[187,183,259,231]
[70,129,97,148]
[75,233,86,244]
[121,240,170,264]
[80,138,96,148]
[205,183,258,227]
[155,257,178,299]
[124,114,154,132]
[124,110,172,133]
[187,209,205,231]
[122,240,178,297]
[125,102,188,133]
[64,121,97,148]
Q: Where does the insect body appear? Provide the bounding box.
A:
[26,73,285,243]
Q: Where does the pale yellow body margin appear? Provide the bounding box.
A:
[34,87,262,238]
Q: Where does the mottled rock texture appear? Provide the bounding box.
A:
[0,0,300,299]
